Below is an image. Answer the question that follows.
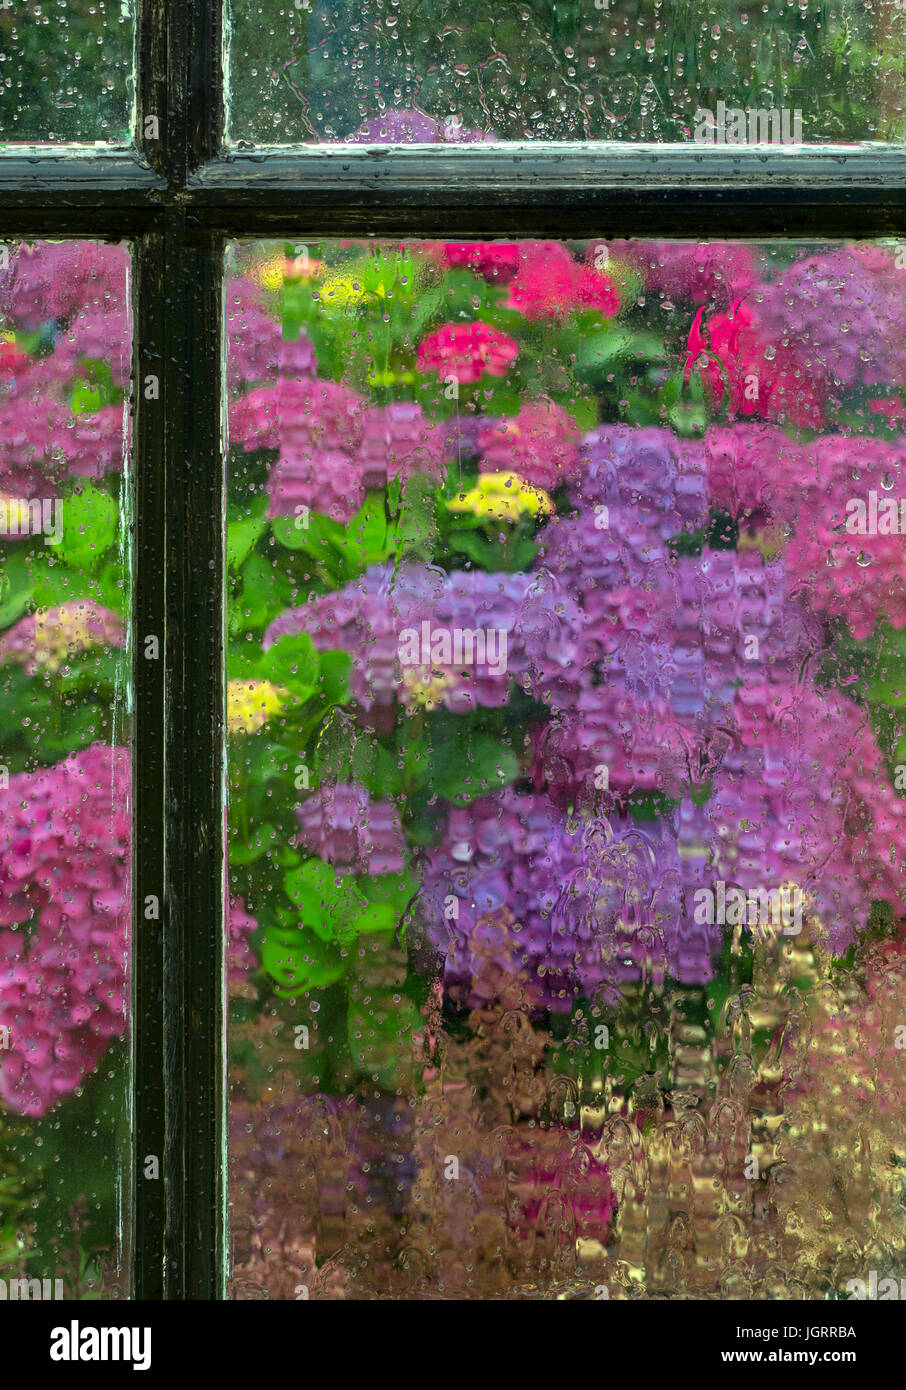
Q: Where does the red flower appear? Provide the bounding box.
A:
[416,322,519,385]
[440,243,522,283]
[684,298,825,428]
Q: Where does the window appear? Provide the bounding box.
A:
[1,0,905,1308]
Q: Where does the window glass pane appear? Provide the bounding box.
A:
[0,2,134,145]
[0,240,132,1298]
[226,237,906,1300]
[225,1,906,145]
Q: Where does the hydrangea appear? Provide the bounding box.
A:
[356,402,450,488]
[0,745,130,1117]
[226,276,317,391]
[0,602,125,677]
[296,783,407,877]
[622,240,759,306]
[420,791,620,1011]
[570,424,709,537]
[753,248,906,391]
[230,378,366,524]
[477,401,582,492]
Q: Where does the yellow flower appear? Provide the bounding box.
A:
[401,666,456,711]
[227,679,287,735]
[447,471,553,523]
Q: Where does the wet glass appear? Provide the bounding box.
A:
[225,236,906,1299]
[224,0,906,146]
[0,1,134,146]
[0,240,132,1298]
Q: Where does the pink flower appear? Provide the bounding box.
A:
[416,323,518,385]
[229,378,366,524]
[356,402,450,488]
[508,242,619,320]
[478,401,581,491]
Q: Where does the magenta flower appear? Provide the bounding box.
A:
[507,242,619,320]
[440,243,523,282]
[0,745,130,1117]
[416,323,518,385]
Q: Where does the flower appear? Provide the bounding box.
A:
[753,248,906,391]
[624,240,759,306]
[416,323,519,385]
[684,298,826,429]
[0,745,130,1117]
[296,783,407,876]
[0,602,124,677]
[356,402,449,488]
[447,470,553,522]
[347,110,495,144]
[477,401,581,492]
[227,679,287,735]
[230,378,366,524]
[440,243,522,282]
[507,242,619,320]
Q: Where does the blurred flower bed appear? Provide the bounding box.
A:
[1,237,906,1298]
[224,236,906,1298]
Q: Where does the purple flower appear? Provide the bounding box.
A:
[571,425,709,538]
[296,783,407,877]
[347,110,496,144]
[753,249,906,390]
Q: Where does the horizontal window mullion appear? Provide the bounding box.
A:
[190,146,906,238]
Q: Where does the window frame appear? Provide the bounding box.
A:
[0,0,904,1301]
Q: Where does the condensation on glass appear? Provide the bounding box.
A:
[224,235,906,1299]
[0,1,134,145]
[224,1,906,146]
[0,240,132,1298]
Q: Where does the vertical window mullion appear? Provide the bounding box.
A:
[133,0,226,1300]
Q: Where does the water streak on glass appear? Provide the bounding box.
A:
[0,1,134,145]
[0,240,132,1298]
[225,1,906,145]
[226,236,906,1299]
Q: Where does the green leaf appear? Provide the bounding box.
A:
[255,631,320,694]
[261,926,344,996]
[0,557,34,628]
[57,486,117,570]
[283,859,358,944]
[227,496,268,571]
[429,732,519,803]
